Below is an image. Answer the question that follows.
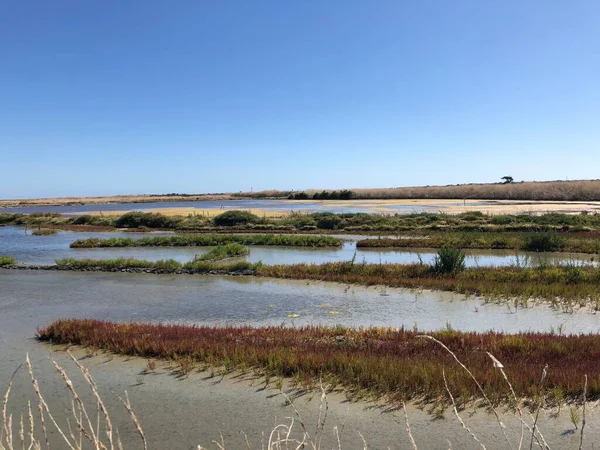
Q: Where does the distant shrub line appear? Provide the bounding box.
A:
[4,210,600,233]
[38,319,598,405]
[69,234,343,249]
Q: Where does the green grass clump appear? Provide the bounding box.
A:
[38,319,598,406]
[32,228,58,236]
[0,213,24,224]
[70,234,343,248]
[55,257,179,270]
[432,248,466,275]
[0,256,16,266]
[182,260,256,272]
[193,243,249,262]
[54,256,257,273]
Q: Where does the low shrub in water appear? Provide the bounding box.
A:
[432,248,466,275]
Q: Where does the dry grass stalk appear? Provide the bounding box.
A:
[25,355,76,450]
[486,353,548,450]
[401,402,418,450]
[66,352,114,450]
[51,360,98,447]
[442,369,486,449]
[529,365,548,450]
[578,375,587,450]
[116,392,146,450]
[0,355,150,450]
[1,365,22,448]
[417,335,514,450]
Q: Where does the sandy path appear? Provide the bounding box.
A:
[5,346,594,449]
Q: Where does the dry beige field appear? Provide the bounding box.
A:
[0,193,233,207]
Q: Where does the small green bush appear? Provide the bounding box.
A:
[0,256,16,266]
[314,212,342,230]
[194,243,249,262]
[213,210,260,227]
[490,238,508,249]
[522,232,565,252]
[71,215,94,225]
[0,213,22,225]
[115,211,180,229]
[432,248,466,275]
[565,262,584,284]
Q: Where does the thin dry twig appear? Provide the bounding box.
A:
[418,335,514,450]
[579,375,587,450]
[401,402,418,450]
[529,365,548,450]
[66,352,114,450]
[116,392,146,450]
[25,355,76,450]
[1,363,22,448]
[486,353,548,450]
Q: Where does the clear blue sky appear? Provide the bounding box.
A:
[1,1,599,198]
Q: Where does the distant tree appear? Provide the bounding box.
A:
[501,176,514,184]
[339,190,355,200]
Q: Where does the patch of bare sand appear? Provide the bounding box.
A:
[7,349,594,449]
[85,207,290,218]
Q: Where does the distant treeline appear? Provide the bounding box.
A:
[288,190,356,200]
